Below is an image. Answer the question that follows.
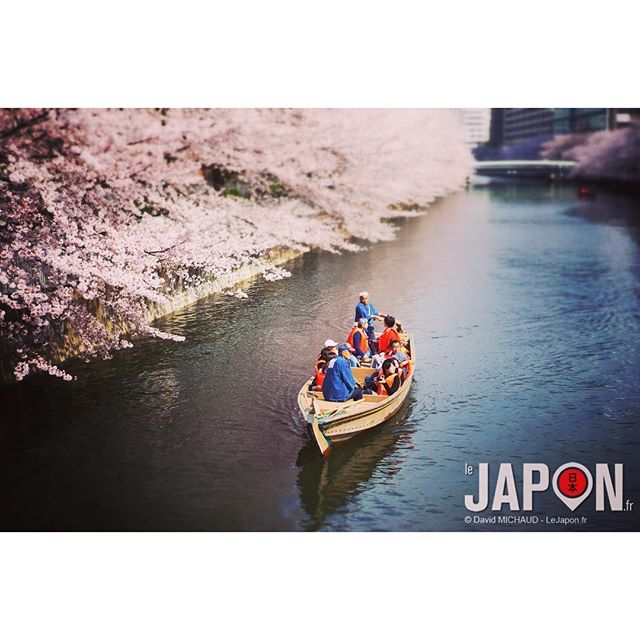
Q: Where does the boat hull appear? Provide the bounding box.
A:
[320,380,411,443]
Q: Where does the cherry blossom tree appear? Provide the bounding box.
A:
[0,108,471,382]
[542,123,640,184]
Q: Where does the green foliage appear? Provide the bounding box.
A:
[221,185,250,199]
[268,181,285,197]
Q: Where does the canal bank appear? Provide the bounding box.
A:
[1,183,639,531]
[0,193,456,385]
[1,108,472,385]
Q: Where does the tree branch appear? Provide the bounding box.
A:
[0,110,50,140]
[144,239,187,255]
[127,137,154,146]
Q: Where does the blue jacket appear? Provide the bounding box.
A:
[355,301,378,328]
[322,356,356,402]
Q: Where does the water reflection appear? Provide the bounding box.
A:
[1,183,640,531]
[296,398,416,530]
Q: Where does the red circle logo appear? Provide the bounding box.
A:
[556,467,588,498]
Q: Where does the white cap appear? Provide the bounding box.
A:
[324,339,338,348]
[359,291,369,298]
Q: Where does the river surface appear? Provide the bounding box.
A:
[2,183,640,531]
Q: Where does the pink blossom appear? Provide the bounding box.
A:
[1,108,471,382]
[542,123,640,183]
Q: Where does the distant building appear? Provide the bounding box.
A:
[489,108,638,149]
[499,109,555,146]
[611,108,640,128]
[553,108,611,134]
[456,109,490,149]
[488,108,505,147]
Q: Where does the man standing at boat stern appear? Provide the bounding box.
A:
[322,343,363,402]
[355,291,385,355]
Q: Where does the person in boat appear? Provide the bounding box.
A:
[355,291,385,354]
[376,358,402,396]
[377,314,401,354]
[363,372,380,395]
[370,335,410,367]
[322,342,364,402]
[312,355,337,391]
[310,339,339,391]
[311,360,326,391]
[387,339,411,376]
[346,318,370,361]
[319,338,339,362]
[340,341,360,368]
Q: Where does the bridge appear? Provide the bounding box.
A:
[474,160,577,180]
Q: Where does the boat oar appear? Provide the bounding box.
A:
[311,399,332,456]
[311,412,332,457]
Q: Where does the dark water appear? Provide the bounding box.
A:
[2,183,640,531]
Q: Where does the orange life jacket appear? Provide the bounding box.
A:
[347,326,368,353]
[378,327,400,353]
[376,373,399,396]
[314,359,326,388]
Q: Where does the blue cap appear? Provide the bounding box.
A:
[338,342,354,353]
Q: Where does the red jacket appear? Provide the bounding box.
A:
[378,327,400,353]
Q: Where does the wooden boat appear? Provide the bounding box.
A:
[297,334,415,456]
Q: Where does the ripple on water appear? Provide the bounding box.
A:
[2,185,640,531]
